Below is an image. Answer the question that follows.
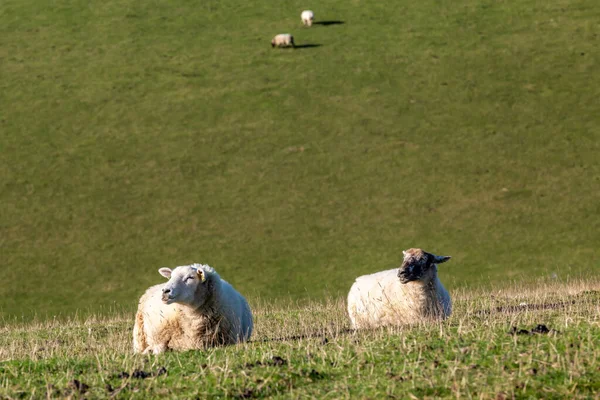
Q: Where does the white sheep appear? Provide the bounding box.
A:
[301,10,314,27]
[133,263,253,354]
[347,248,452,329]
[271,33,295,48]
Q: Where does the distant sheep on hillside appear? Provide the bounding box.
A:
[133,264,253,354]
[301,10,314,27]
[271,33,295,48]
[347,248,452,329]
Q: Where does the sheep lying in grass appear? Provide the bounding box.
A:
[271,34,295,48]
[347,248,452,329]
[301,10,314,27]
[133,264,253,354]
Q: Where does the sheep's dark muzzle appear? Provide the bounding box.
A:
[398,262,423,284]
[398,271,412,284]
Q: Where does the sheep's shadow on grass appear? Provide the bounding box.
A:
[314,20,345,26]
[252,328,353,343]
[475,300,576,316]
[293,44,322,49]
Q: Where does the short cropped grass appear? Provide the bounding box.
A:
[1,279,599,399]
[1,0,600,319]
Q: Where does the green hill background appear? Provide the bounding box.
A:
[1,0,599,319]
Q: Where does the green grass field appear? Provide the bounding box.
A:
[1,279,599,398]
[1,0,599,320]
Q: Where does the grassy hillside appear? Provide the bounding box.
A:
[1,279,599,398]
[1,0,599,319]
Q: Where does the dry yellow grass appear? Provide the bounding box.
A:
[1,277,599,400]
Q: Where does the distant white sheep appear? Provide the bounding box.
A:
[271,33,295,48]
[301,10,314,27]
[133,263,253,354]
[347,248,452,329]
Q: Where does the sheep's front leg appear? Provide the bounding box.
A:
[152,343,168,354]
[142,343,167,355]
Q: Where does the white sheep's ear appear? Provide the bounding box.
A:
[432,255,451,264]
[158,267,172,278]
[197,269,206,283]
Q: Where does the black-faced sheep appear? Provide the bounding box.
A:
[347,248,452,329]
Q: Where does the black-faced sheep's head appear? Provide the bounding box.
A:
[159,264,212,307]
[271,39,276,48]
[397,248,451,284]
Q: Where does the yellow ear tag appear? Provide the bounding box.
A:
[197,270,206,283]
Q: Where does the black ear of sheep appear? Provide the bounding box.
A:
[429,253,451,265]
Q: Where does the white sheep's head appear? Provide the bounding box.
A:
[158,264,214,307]
[397,248,451,284]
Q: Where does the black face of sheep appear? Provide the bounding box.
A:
[397,248,451,284]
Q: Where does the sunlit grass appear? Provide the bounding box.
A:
[1,0,599,319]
[1,278,599,398]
